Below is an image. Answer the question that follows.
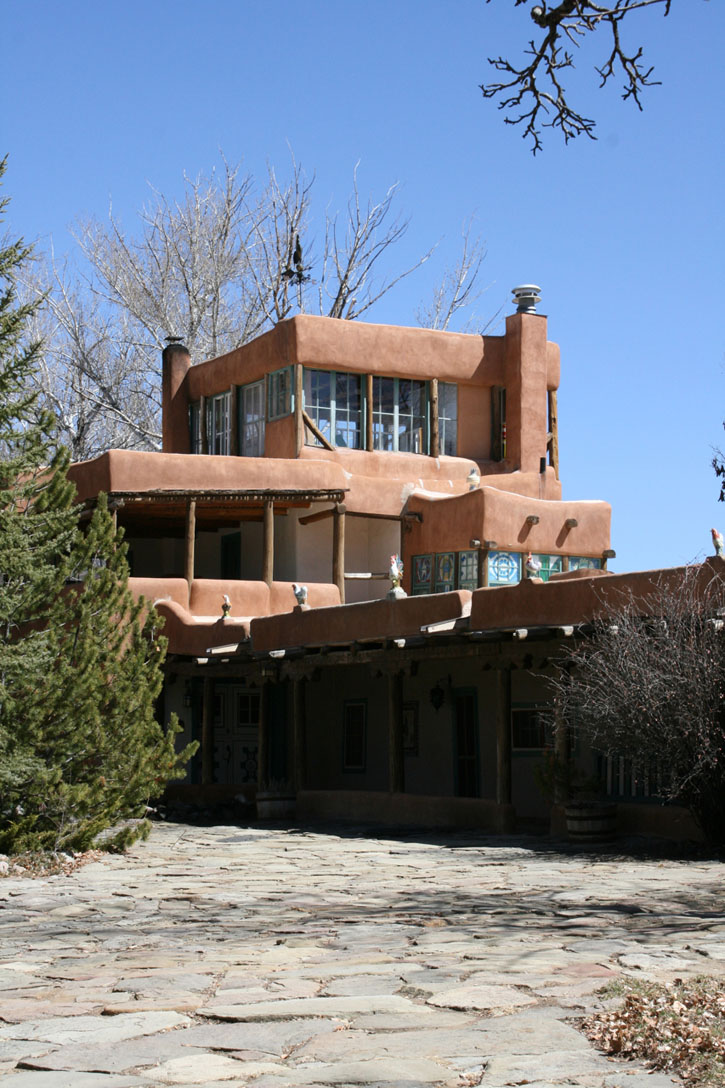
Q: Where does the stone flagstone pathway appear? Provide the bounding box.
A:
[1,822,724,1087]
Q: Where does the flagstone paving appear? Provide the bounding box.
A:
[1,822,724,1087]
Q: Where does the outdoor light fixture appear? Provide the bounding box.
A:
[470,538,481,548]
[483,540,497,550]
[603,549,616,559]
[429,682,445,712]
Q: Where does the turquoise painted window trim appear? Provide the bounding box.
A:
[570,556,603,571]
[532,554,563,583]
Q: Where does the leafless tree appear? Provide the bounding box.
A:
[28,156,457,458]
[416,218,497,333]
[319,166,434,321]
[481,0,678,152]
[549,562,725,841]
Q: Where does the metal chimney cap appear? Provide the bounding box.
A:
[512,284,542,314]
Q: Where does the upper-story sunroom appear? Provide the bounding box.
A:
[163,302,563,507]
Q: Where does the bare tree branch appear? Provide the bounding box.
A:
[416,218,497,333]
[27,155,488,458]
[481,0,675,152]
[319,165,435,321]
[549,562,725,840]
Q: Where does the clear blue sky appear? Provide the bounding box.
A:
[3,0,723,573]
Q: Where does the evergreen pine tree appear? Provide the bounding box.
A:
[0,158,195,854]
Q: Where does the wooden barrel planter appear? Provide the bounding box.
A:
[565,802,617,844]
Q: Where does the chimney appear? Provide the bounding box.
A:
[512,284,542,314]
[161,338,192,452]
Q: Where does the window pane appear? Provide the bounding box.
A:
[241,381,265,457]
[372,377,396,451]
[488,551,522,586]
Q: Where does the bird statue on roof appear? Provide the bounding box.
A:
[525,552,543,578]
[389,554,404,588]
[222,594,231,618]
[712,529,724,557]
[292,582,308,606]
[467,466,481,491]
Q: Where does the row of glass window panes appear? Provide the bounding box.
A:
[303,370,457,455]
[412,551,602,594]
[189,370,458,457]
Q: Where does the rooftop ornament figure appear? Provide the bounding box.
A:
[292,582,308,606]
[525,552,543,578]
[712,528,724,557]
[221,594,231,618]
[467,466,481,491]
[389,554,404,589]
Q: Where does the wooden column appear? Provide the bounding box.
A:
[333,503,346,604]
[495,667,512,806]
[201,675,215,786]
[184,499,196,585]
[229,385,239,456]
[429,377,440,459]
[257,682,270,792]
[294,364,304,454]
[293,676,307,792]
[366,374,374,451]
[561,556,570,573]
[480,548,489,588]
[388,670,404,794]
[262,500,274,585]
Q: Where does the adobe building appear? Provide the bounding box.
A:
[66,286,703,840]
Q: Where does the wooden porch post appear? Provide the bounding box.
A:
[184,499,196,586]
[430,377,440,458]
[495,667,512,806]
[201,675,215,787]
[333,503,346,604]
[293,676,307,792]
[388,670,404,793]
[263,500,274,585]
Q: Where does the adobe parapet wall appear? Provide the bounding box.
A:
[184,314,558,395]
[404,486,611,556]
[67,449,348,503]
